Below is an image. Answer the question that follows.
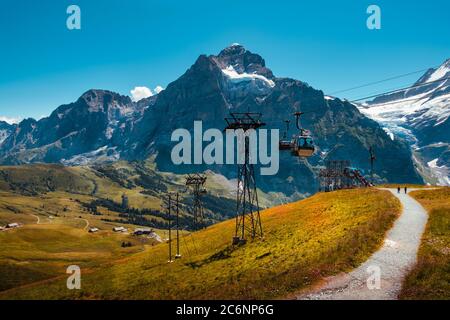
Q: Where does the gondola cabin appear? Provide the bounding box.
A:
[292,136,315,157]
[278,140,292,151]
[278,110,316,157]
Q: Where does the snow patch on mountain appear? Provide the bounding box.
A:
[428,158,439,168]
[358,74,450,139]
[61,146,120,166]
[358,101,419,145]
[221,65,275,87]
[358,58,450,186]
[413,94,450,127]
[382,127,395,141]
[427,158,450,185]
[426,62,450,83]
[359,91,450,140]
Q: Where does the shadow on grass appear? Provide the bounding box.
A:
[185,245,239,269]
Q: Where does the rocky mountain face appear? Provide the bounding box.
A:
[121,44,421,197]
[359,59,450,185]
[0,90,140,165]
[0,45,423,198]
[0,121,15,146]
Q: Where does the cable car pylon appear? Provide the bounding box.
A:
[185,174,207,230]
[162,193,174,263]
[175,192,181,259]
[225,112,265,245]
[163,192,182,262]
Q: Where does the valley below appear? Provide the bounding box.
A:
[0,187,402,299]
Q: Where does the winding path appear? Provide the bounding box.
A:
[30,214,40,224]
[297,188,430,300]
[79,218,90,230]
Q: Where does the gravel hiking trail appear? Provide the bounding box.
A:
[297,188,430,300]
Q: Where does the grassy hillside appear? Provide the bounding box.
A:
[0,162,279,228]
[0,183,164,292]
[0,188,401,300]
[0,161,292,295]
[400,187,450,300]
[0,223,152,292]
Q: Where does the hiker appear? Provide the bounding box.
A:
[404,187,408,194]
[397,187,400,193]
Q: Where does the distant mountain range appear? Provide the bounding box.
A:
[0,44,424,198]
[0,121,15,146]
[359,58,450,185]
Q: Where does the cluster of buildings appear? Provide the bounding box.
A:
[87,226,160,241]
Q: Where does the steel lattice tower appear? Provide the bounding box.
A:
[225,112,265,245]
[319,160,372,191]
[162,192,181,261]
[185,174,207,230]
[162,194,174,263]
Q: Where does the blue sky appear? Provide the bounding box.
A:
[0,0,449,121]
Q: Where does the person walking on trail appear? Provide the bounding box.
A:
[404,187,408,194]
[397,187,400,194]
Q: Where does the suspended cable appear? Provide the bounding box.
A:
[350,81,420,101]
[357,95,427,108]
[329,67,433,95]
[350,76,450,103]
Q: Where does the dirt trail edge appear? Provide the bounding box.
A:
[297,188,430,300]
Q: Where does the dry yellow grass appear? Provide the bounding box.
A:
[0,223,152,292]
[400,187,450,300]
[0,188,401,300]
[0,189,165,293]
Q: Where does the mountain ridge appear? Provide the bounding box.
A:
[359,58,450,185]
[0,45,423,196]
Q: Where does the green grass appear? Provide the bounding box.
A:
[0,162,270,223]
[399,187,450,300]
[0,164,95,195]
[0,188,401,300]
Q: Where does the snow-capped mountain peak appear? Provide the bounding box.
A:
[358,58,450,185]
[214,44,274,80]
[221,65,275,87]
[421,58,450,83]
[0,45,424,192]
